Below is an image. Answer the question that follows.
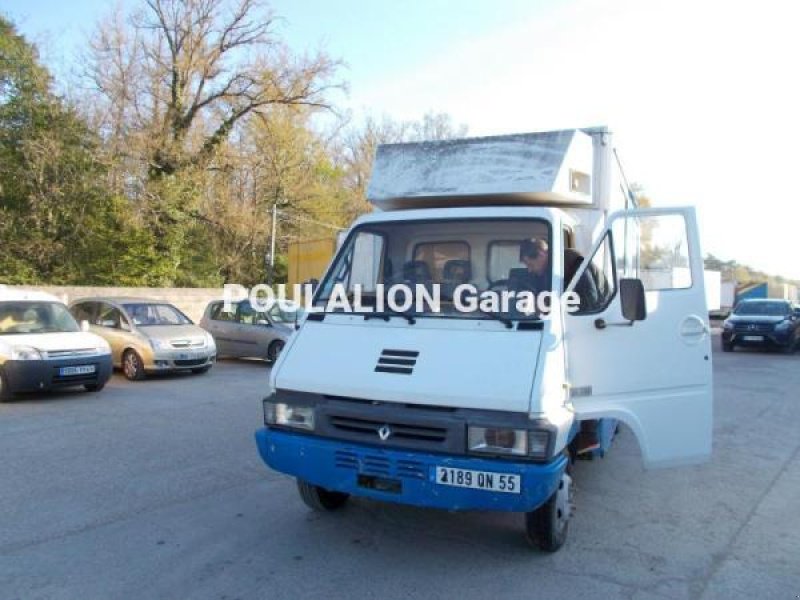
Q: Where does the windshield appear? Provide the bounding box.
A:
[316,218,551,321]
[734,301,789,317]
[0,301,80,335]
[123,303,192,326]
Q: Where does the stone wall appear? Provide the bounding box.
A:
[5,286,223,323]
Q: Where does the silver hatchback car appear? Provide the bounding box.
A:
[199,300,299,363]
[69,298,216,380]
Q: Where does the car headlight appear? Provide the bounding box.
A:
[149,338,168,350]
[96,344,111,355]
[775,320,792,331]
[467,426,550,459]
[723,321,734,330]
[264,400,314,431]
[11,345,43,360]
[204,332,216,350]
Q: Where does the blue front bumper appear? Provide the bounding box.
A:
[256,428,567,512]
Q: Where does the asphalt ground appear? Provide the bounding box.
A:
[1,339,798,600]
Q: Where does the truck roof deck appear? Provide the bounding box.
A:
[367,128,598,210]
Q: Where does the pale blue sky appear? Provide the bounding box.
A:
[4,1,800,279]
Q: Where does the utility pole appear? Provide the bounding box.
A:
[267,202,277,286]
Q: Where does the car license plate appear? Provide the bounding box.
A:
[742,335,763,342]
[59,365,96,376]
[435,466,520,494]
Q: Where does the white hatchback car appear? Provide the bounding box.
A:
[0,287,113,401]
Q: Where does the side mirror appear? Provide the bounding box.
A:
[620,278,647,321]
[303,278,319,295]
[80,320,90,332]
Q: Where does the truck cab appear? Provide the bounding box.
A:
[255,128,713,551]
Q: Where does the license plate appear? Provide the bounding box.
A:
[742,335,763,342]
[435,466,521,494]
[59,365,95,376]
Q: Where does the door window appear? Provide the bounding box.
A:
[568,233,616,314]
[211,302,236,321]
[95,304,127,330]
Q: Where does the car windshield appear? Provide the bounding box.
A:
[315,218,551,321]
[734,301,789,316]
[123,303,192,326]
[0,301,80,335]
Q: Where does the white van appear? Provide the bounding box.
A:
[0,287,113,400]
[254,128,713,551]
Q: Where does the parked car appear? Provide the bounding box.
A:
[0,288,112,400]
[199,300,300,363]
[68,298,216,380]
[721,299,800,352]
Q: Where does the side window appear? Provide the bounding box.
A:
[71,302,95,322]
[412,241,470,282]
[211,302,236,321]
[569,233,616,314]
[237,301,257,325]
[96,303,124,329]
[638,215,692,290]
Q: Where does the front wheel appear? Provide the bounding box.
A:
[525,469,573,552]
[122,350,146,381]
[297,479,349,511]
[0,369,13,402]
[267,340,285,364]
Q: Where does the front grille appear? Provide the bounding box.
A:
[170,339,205,349]
[330,415,447,443]
[46,349,97,359]
[174,358,207,366]
[334,449,426,480]
[734,323,773,333]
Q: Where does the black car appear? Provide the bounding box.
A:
[721,299,800,353]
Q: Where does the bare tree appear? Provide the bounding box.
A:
[87,0,341,180]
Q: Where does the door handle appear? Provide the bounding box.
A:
[680,315,709,341]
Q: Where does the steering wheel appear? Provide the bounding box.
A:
[488,279,510,293]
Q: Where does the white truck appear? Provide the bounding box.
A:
[255,127,713,551]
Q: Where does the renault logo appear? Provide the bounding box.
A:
[378,425,392,441]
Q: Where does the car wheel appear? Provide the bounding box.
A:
[0,369,13,402]
[191,366,211,375]
[297,479,349,511]
[267,339,285,363]
[721,340,734,352]
[84,382,106,392]
[525,464,573,552]
[122,349,146,381]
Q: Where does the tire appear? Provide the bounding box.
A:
[84,382,105,392]
[525,466,573,552]
[191,366,211,374]
[0,369,13,402]
[267,340,285,364]
[122,349,146,381]
[721,340,734,352]
[296,479,349,511]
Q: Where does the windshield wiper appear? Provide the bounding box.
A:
[472,308,516,329]
[364,309,416,325]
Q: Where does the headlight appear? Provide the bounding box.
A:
[723,321,734,330]
[264,400,314,431]
[96,344,111,355]
[11,345,43,360]
[205,332,216,350]
[149,338,168,350]
[467,426,550,459]
[775,320,792,331]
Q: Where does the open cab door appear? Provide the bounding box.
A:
[564,207,712,468]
